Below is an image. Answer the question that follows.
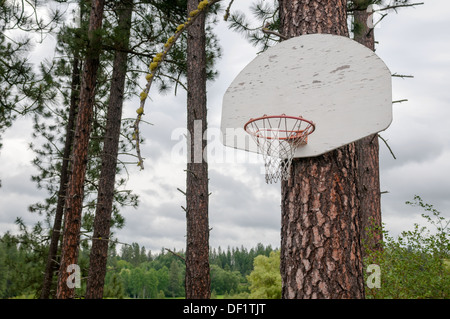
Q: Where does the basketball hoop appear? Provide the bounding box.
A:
[244,114,315,183]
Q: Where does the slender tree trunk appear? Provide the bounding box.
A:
[85,0,134,299]
[56,0,105,299]
[40,57,81,299]
[185,0,210,299]
[352,2,383,254]
[279,0,365,299]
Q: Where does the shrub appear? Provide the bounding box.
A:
[364,196,450,299]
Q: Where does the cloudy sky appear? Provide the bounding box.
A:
[1,0,449,253]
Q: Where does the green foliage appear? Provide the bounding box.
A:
[210,264,242,295]
[3,209,449,301]
[364,195,450,299]
[0,0,224,299]
[24,0,224,267]
[227,0,418,54]
[102,243,274,299]
[26,2,138,271]
[0,0,64,152]
[227,0,279,52]
[104,272,125,299]
[0,225,55,298]
[247,250,281,299]
[210,243,274,276]
[168,260,184,298]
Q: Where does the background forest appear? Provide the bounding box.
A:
[0,240,279,299]
[1,197,449,299]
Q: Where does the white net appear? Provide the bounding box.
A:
[245,115,314,184]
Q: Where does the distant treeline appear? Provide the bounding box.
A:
[106,242,276,298]
[0,234,275,299]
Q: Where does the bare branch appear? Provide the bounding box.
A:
[393,99,408,104]
[378,134,396,160]
[184,169,198,179]
[262,27,288,40]
[224,0,235,21]
[79,233,131,246]
[392,73,414,79]
[376,2,425,13]
[348,2,424,12]
[165,248,186,262]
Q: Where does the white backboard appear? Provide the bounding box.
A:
[220,34,392,158]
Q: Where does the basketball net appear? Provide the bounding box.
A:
[244,115,315,184]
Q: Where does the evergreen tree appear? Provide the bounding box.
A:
[29,0,222,298]
[37,2,90,298]
[168,259,183,297]
[86,0,135,299]
[0,0,63,184]
[103,272,125,299]
[185,0,211,299]
[56,0,107,299]
[278,0,365,299]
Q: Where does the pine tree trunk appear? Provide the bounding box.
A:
[353,3,383,254]
[85,0,133,299]
[40,57,81,299]
[56,0,105,299]
[185,0,210,299]
[279,0,365,299]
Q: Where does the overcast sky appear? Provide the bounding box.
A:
[0,0,449,253]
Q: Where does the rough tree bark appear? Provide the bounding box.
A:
[85,0,134,299]
[56,0,105,299]
[40,57,81,299]
[352,1,383,254]
[185,0,211,299]
[279,0,365,299]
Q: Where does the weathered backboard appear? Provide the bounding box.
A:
[220,34,392,158]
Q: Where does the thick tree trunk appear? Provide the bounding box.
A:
[40,57,81,299]
[279,0,365,299]
[353,3,383,254]
[85,0,133,299]
[185,0,210,299]
[56,0,105,299]
[279,0,348,37]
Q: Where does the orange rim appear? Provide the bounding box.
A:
[244,114,315,141]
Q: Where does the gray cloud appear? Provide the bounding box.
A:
[372,0,450,238]
[209,167,280,229]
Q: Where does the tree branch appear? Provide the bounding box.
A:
[133,0,223,170]
[392,73,414,79]
[165,248,186,262]
[376,2,425,13]
[224,0,235,21]
[177,188,187,196]
[393,99,408,104]
[262,27,288,40]
[348,2,424,12]
[378,134,396,160]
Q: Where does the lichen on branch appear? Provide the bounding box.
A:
[133,0,222,170]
